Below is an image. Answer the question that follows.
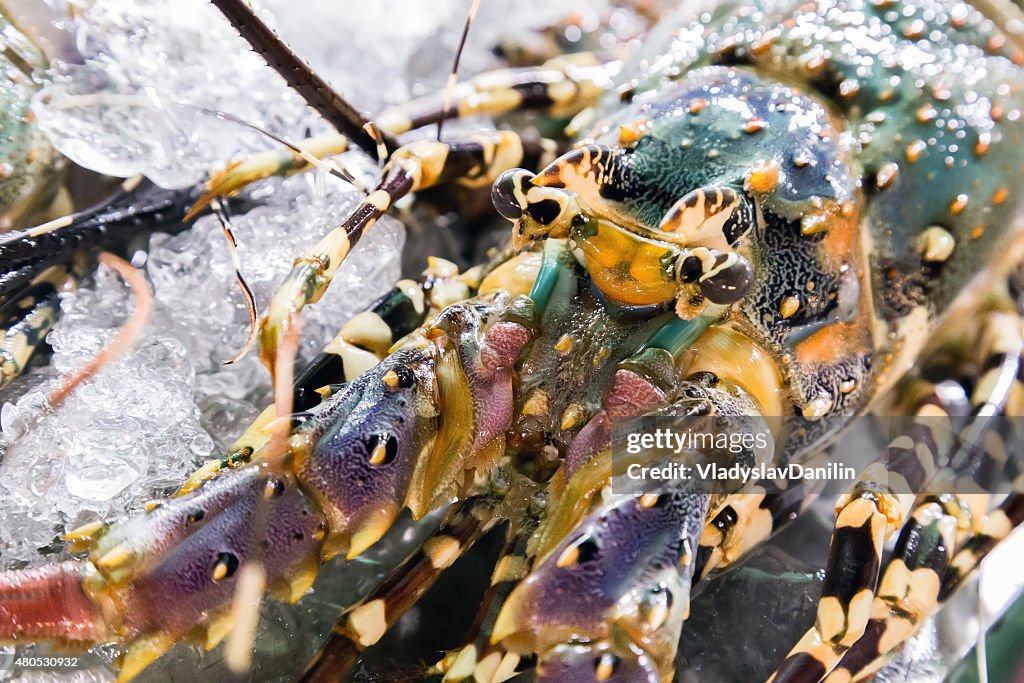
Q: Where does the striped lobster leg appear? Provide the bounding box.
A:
[769,310,1024,683]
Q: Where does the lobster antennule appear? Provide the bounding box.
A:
[0,561,107,645]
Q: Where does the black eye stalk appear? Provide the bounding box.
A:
[492,170,524,220]
[677,248,754,305]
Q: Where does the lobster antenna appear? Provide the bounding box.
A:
[437,0,482,141]
[190,105,363,190]
[48,252,154,408]
[209,0,398,157]
[211,200,259,366]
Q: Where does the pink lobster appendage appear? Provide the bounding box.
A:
[0,561,106,644]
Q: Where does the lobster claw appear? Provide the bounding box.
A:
[492,486,708,680]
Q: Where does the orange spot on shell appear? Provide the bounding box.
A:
[993,187,1008,205]
[976,132,992,156]
[875,162,898,190]
[916,104,937,123]
[746,159,780,194]
[950,194,969,215]
[906,140,926,163]
[744,118,768,133]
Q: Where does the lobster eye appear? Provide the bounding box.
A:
[493,169,526,220]
[699,254,754,305]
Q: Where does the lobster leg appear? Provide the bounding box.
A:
[301,496,502,682]
[259,130,525,377]
[822,495,963,683]
[768,311,1024,683]
[941,477,1024,600]
[0,268,65,388]
[375,53,618,136]
[432,512,541,683]
[0,179,242,388]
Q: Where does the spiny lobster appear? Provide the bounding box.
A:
[1,0,1024,681]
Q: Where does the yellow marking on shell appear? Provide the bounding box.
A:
[212,559,230,581]
[444,644,478,680]
[478,250,541,298]
[342,312,393,356]
[423,535,461,569]
[643,595,670,630]
[143,500,161,512]
[560,403,586,431]
[522,389,549,416]
[473,131,525,188]
[346,509,396,559]
[618,119,650,146]
[875,162,899,190]
[906,140,926,162]
[639,493,661,509]
[368,439,390,467]
[981,509,1013,538]
[556,543,581,568]
[722,498,774,565]
[949,194,969,215]
[918,226,955,262]
[745,159,780,193]
[780,295,800,319]
[382,370,400,389]
[842,589,877,647]
[204,611,236,651]
[473,651,506,683]
[828,668,854,683]
[800,211,831,236]
[595,653,617,681]
[993,186,1009,205]
[430,279,471,309]
[97,544,133,572]
[837,495,883,529]
[66,520,107,543]
[376,109,413,135]
[281,560,319,603]
[397,279,425,314]
[117,632,176,682]
[347,599,388,647]
[397,141,450,190]
[554,334,574,354]
[323,337,380,381]
[816,595,849,645]
[492,555,529,583]
[802,396,832,420]
[491,652,521,683]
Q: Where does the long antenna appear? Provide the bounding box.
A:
[437,0,482,141]
[210,0,398,158]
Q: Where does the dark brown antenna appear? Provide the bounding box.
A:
[210,0,398,158]
[437,0,482,141]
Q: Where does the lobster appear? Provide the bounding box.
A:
[2,0,1024,681]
